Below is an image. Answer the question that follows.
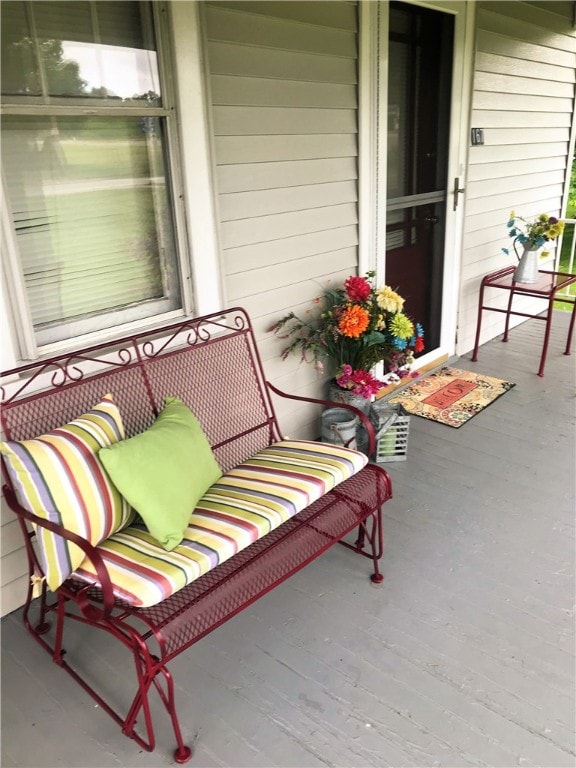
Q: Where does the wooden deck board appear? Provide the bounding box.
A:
[2,311,575,767]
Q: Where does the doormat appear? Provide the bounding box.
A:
[387,367,516,428]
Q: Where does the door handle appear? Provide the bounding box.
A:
[453,177,465,211]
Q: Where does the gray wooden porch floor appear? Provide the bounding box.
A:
[2,312,575,768]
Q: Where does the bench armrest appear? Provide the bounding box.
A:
[266,381,376,457]
[2,484,116,618]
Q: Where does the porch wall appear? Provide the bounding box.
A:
[457,0,576,355]
[202,0,360,440]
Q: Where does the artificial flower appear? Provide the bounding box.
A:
[503,211,565,254]
[271,272,425,396]
[376,286,404,313]
[345,275,372,302]
[338,304,370,338]
[336,365,386,398]
[389,313,414,340]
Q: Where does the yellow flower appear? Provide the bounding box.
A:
[376,286,405,314]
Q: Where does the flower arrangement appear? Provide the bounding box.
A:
[502,211,565,255]
[270,272,425,397]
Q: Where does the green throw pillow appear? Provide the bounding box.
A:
[99,397,222,550]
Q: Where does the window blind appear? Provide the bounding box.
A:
[2,115,180,333]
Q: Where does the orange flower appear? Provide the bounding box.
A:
[338,305,369,338]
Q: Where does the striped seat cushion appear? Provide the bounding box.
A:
[74,440,368,607]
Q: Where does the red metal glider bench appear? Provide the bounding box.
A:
[0,307,393,763]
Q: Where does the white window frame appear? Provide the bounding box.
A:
[0,1,223,366]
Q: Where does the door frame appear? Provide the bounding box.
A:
[359,0,476,368]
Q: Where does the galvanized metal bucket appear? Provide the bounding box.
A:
[321,407,359,450]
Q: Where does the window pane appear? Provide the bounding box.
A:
[1,2,42,96]
[1,1,161,103]
[2,115,182,343]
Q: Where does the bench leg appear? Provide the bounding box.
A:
[368,508,384,584]
[21,594,193,764]
[121,637,193,764]
[21,584,67,664]
[340,508,384,583]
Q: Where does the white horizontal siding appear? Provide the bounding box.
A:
[467,155,567,181]
[475,71,572,99]
[207,1,357,31]
[466,183,565,215]
[227,247,357,302]
[475,29,574,68]
[210,75,357,108]
[478,3,576,52]
[467,169,566,199]
[214,134,357,164]
[472,92,572,114]
[219,180,357,220]
[474,71,574,99]
[232,262,356,333]
[0,518,24,559]
[206,41,357,83]
[221,203,358,249]
[475,51,574,83]
[1,574,29,617]
[204,0,359,439]
[468,141,569,164]
[470,109,572,128]
[223,226,358,272]
[1,489,31,617]
[466,193,562,237]
[204,5,357,58]
[458,0,575,355]
[217,158,357,193]
[212,106,356,135]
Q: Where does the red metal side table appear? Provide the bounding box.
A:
[472,266,576,377]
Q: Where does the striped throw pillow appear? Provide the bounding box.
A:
[0,394,133,591]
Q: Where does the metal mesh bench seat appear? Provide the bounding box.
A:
[1,308,393,763]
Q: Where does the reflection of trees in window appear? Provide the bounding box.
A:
[40,39,88,96]
[1,1,158,101]
[88,86,120,99]
[137,90,161,107]
[2,37,87,97]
